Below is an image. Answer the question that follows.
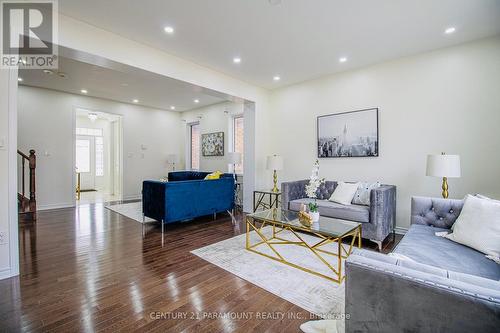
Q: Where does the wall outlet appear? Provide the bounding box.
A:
[0,231,5,245]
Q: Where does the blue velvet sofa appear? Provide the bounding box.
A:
[345,196,500,333]
[142,171,235,231]
[282,180,396,250]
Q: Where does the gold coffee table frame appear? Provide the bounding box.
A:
[246,211,362,283]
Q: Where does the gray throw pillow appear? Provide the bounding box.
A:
[352,182,381,206]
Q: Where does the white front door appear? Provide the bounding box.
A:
[76,136,96,190]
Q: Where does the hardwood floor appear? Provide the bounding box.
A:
[1,203,401,332]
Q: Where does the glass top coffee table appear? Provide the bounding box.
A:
[246,208,362,283]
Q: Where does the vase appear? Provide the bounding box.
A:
[310,211,320,222]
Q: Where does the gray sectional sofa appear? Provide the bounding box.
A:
[345,196,500,333]
[281,180,396,250]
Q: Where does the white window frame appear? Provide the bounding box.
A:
[187,122,200,171]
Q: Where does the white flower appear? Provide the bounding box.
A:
[305,160,325,199]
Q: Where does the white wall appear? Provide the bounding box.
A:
[181,102,244,172]
[269,36,500,230]
[0,69,19,280]
[18,86,185,209]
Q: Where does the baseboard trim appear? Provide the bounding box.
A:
[37,203,75,211]
[394,227,408,235]
[122,195,141,201]
[0,268,17,280]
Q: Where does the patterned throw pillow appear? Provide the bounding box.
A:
[352,182,381,206]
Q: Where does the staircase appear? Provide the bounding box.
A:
[18,149,36,221]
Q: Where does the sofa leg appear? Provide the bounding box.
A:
[161,221,165,247]
[370,239,383,252]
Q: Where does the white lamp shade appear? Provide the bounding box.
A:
[266,155,283,171]
[167,154,179,163]
[426,154,461,178]
[227,152,242,164]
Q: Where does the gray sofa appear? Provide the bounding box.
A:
[345,196,500,333]
[281,180,396,250]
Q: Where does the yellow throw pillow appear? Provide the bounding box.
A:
[204,171,223,180]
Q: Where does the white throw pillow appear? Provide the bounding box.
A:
[445,194,500,258]
[352,182,381,206]
[329,182,360,205]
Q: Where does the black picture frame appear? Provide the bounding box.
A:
[201,131,225,156]
[317,108,379,158]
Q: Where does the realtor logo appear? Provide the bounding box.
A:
[1,0,58,68]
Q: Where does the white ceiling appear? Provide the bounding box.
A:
[58,0,500,89]
[19,56,227,111]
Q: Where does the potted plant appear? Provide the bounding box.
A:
[305,160,325,222]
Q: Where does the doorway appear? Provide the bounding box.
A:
[74,108,123,204]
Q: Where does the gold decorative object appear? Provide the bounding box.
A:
[298,210,313,227]
[266,155,283,193]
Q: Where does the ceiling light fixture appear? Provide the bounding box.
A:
[18,77,23,82]
[273,76,281,81]
[194,99,200,103]
[88,113,98,122]
[233,57,241,64]
[164,26,174,34]
[43,69,53,74]
[170,106,176,110]
[444,27,456,34]
[132,99,139,103]
[339,57,347,63]
[80,89,88,94]
[57,72,67,78]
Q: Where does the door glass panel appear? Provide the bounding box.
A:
[76,139,90,173]
[95,136,104,176]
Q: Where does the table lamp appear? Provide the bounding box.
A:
[227,152,242,180]
[167,154,179,171]
[426,152,461,198]
[266,155,283,193]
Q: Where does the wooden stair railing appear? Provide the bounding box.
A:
[18,149,36,221]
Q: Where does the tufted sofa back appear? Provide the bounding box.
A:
[411,196,464,229]
[317,181,338,200]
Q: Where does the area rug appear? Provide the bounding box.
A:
[105,201,156,223]
[191,227,346,321]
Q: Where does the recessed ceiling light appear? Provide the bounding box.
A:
[43,69,53,74]
[170,106,176,110]
[120,83,129,87]
[273,76,281,81]
[339,57,347,63]
[132,99,139,103]
[194,99,200,103]
[444,27,456,34]
[233,57,241,64]
[18,77,23,82]
[80,89,88,94]
[164,26,174,34]
[57,72,67,78]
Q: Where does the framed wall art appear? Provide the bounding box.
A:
[317,108,379,158]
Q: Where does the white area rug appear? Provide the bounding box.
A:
[105,201,156,223]
[191,227,346,320]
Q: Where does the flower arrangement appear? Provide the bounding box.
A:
[305,160,325,213]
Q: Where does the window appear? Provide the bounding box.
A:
[76,127,103,136]
[233,116,244,174]
[95,136,104,176]
[190,123,200,170]
[75,139,90,173]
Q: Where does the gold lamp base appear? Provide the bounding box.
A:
[272,170,279,193]
[441,177,449,199]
